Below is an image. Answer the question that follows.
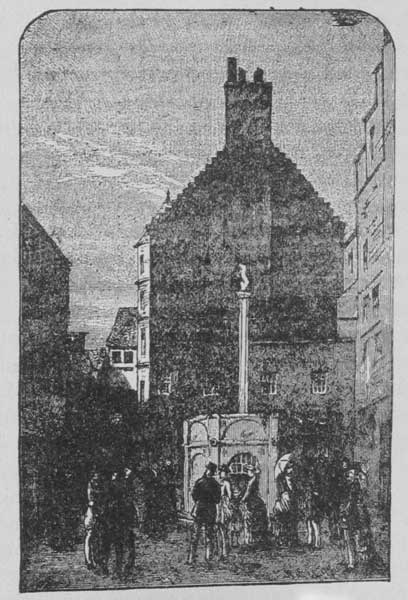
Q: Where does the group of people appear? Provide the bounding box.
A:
[272,454,376,571]
[187,461,268,565]
[83,460,177,578]
[187,455,376,572]
[83,454,376,575]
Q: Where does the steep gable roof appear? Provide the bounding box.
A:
[21,204,71,267]
[106,307,138,348]
[147,142,345,236]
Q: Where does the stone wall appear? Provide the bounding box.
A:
[249,339,355,453]
[148,144,345,404]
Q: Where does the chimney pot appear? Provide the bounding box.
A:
[238,67,246,82]
[227,57,237,82]
[254,67,264,83]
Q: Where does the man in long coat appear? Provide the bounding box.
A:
[339,463,374,571]
[187,462,221,564]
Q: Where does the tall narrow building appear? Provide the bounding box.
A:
[341,36,394,511]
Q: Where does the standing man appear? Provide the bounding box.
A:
[122,466,139,577]
[104,470,126,578]
[160,459,178,530]
[187,462,221,565]
[339,463,365,571]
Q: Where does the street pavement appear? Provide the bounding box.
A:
[21,523,389,592]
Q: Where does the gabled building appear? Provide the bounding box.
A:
[106,307,138,391]
[133,57,354,432]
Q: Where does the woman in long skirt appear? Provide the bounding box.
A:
[216,464,233,559]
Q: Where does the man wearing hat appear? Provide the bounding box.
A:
[187,461,221,565]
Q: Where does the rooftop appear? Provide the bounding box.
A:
[106,307,138,348]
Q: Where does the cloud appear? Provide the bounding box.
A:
[88,165,129,178]
[32,131,186,192]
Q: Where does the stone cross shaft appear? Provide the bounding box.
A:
[237,290,251,413]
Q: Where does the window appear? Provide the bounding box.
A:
[261,373,278,396]
[372,284,380,318]
[140,327,146,357]
[124,350,134,364]
[363,240,368,271]
[363,295,370,322]
[161,376,172,396]
[347,249,354,274]
[311,371,327,394]
[374,331,383,363]
[139,380,145,403]
[140,289,147,313]
[139,253,145,276]
[362,340,370,383]
[369,125,375,161]
[111,350,122,364]
[228,452,259,475]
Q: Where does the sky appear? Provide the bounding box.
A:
[20,10,386,348]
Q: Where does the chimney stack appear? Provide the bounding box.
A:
[224,58,272,149]
[227,57,237,82]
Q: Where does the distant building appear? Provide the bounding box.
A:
[106,307,138,391]
[339,36,394,510]
[21,203,71,397]
[133,57,354,441]
[20,203,71,542]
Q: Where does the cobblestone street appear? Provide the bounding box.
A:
[21,522,389,592]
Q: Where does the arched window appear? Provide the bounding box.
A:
[228,452,259,475]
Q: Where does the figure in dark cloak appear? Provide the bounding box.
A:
[339,463,375,571]
[187,462,221,565]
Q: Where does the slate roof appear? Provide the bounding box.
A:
[106,307,138,348]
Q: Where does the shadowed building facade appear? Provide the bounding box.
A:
[339,36,394,511]
[135,58,354,446]
[20,204,72,543]
[21,204,71,396]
